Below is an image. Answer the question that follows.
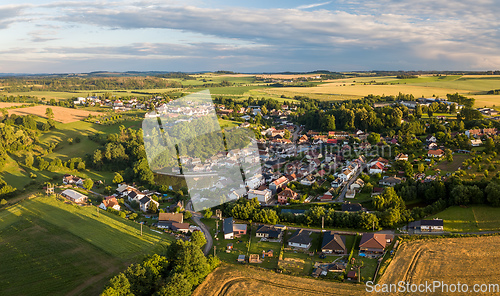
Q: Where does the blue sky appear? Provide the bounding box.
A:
[0,0,499,73]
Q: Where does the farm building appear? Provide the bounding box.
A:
[61,189,87,203]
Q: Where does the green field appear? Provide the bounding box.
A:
[0,117,143,190]
[430,205,500,232]
[218,119,240,129]
[0,195,171,295]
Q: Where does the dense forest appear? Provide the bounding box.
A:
[1,77,182,92]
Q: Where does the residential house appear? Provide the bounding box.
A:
[246,174,264,189]
[300,174,316,186]
[394,153,409,161]
[321,231,346,254]
[331,177,344,188]
[255,225,283,239]
[359,233,393,255]
[62,174,84,186]
[321,189,334,201]
[247,189,272,204]
[372,187,384,196]
[157,213,184,229]
[428,149,444,158]
[269,176,289,194]
[338,169,353,181]
[426,135,437,143]
[61,189,87,203]
[379,176,404,186]
[368,162,384,174]
[223,217,247,239]
[99,196,121,211]
[277,188,298,204]
[471,139,483,147]
[408,219,444,232]
[341,202,365,212]
[287,229,312,249]
[170,222,190,233]
[350,178,365,191]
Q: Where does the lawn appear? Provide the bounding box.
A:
[248,227,281,269]
[0,195,171,295]
[218,118,240,129]
[430,205,500,232]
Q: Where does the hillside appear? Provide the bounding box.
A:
[0,195,171,296]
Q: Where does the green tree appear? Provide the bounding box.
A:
[45,108,54,119]
[83,178,94,191]
[25,154,34,168]
[190,230,206,249]
[101,273,133,296]
[113,172,124,184]
[203,208,213,219]
[367,133,381,145]
[486,182,500,207]
[148,201,158,214]
[183,211,192,220]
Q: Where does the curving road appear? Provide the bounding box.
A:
[187,201,213,255]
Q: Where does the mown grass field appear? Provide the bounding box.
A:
[378,236,500,296]
[430,205,500,232]
[0,195,171,296]
[192,263,366,296]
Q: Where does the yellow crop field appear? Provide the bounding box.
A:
[259,83,470,101]
[193,263,366,296]
[378,236,500,295]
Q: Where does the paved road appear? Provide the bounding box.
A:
[187,201,213,256]
[338,164,366,202]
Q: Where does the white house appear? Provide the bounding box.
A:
[471,139,483,147]
[338,169,353,181]
[369,162,384,174]
[99,196,121,211]
[247,189,272,204]
[139,196,159,212]
[245,174,264,189]
[287,229,312,249]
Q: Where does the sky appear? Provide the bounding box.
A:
[0,0,499,73]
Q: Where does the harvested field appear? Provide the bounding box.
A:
[193,264,366,296]
[378,236,500,295]
[7,105,102,123]
[0,102,29,108]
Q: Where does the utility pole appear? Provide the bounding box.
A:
[216,220,219,233]
[373,220,375,231]
[97,206,99,217]
[322,216,324,230]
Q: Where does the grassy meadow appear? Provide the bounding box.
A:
[430,205,500,232]
[0,195,171,295]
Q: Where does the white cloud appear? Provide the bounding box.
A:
[296,1,331,10]
[0,0,499,71]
